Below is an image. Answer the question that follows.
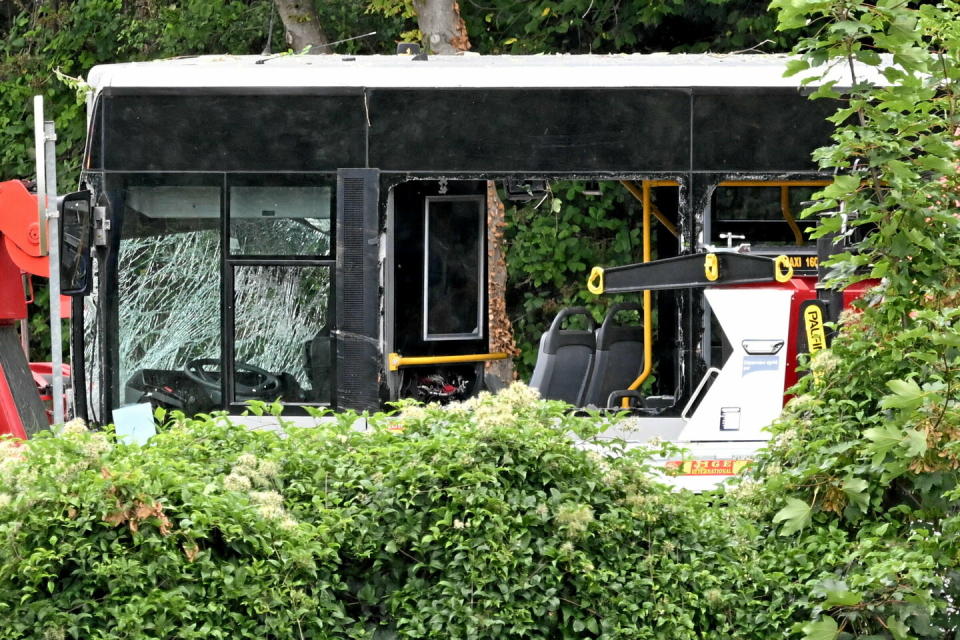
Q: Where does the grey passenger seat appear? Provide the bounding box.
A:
[584,302,644,407]
[529,307,596,406]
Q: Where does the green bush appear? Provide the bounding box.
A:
[0,417,350,639]
[1,374,956,638]
[746,1,960,637]
[0,385,821,640]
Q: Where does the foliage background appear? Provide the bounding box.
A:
[0,0,792,367]
[2,1,960,638]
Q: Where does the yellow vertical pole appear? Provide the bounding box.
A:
[780,185,805,246]
[623,180,654,407]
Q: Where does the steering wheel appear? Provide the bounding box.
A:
[184,358,282,398]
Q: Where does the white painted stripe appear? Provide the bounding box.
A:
[87,53,889,93]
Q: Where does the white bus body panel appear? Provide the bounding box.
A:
[679,287,793,442]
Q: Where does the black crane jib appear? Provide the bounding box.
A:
[587,252,793,295]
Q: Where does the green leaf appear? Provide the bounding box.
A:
[932,331,960,347]
[863,424,903,463]
[801,616,838,640]
[880,378,925,411]
[784,58,811,77]
[821,174,860,198]
[855,49,882,66]
[773,497,812,536]
[841,477,869,510]
[357,583,375,604]
[915,154,955,175]
[820,579,862,607]
[887,617,909,640]
[809,80,841,99]
[893,46,931,73]
[771,0,831,31]
[903,428,927,458]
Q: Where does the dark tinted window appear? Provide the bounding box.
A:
[692,91,837,171]
[101,92,366,171]
[423,196,484,340]
[711,185,819,247]
[369,88,690,172]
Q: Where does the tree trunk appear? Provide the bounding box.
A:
[412,0,471,54]
[486,182,518,386]
[273,0,329,53]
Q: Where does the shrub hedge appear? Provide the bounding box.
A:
[2,379,952,639]
[0,388,786,639]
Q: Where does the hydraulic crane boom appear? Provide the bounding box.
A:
[586,251,794,295]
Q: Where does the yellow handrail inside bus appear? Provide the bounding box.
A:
[388,352,508,372]
[613,179,830,409]
[619,180,679,238]
[623,180,654,407]
[715,179,830,247]
[645,179,681,187]
[780,185,804,246]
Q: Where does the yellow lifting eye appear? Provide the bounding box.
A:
[774,255,794,283]
[587,266,605,295]
[704,253,719,282]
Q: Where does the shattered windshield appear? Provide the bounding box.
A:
[112,176,336,415]
[116,183,222,413]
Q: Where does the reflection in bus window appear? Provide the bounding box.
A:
[117,186,221,414]
[233,265,333,404]
[229,186,332,256]
[423,195,484,341]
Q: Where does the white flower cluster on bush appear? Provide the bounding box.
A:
[0,440,23,480]
[60,418,88,435]
[554,503,594,537]
[450,382,544,431]
[222,453,297,529]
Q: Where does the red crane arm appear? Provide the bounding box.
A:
[0,180,47,279]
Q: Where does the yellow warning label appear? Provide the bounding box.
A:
[665,459,751,476]
[803,305,827,353]
[784,254,819,270]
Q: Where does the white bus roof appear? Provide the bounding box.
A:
[86,53,884,92]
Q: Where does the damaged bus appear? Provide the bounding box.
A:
[59,53,874,482]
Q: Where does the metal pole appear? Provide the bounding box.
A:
[34,96,65,426]
[85,90,93,130]
[19,275,30,358]
[33,97,46,254]
[45,121,63,425]
[19,319,30,357]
